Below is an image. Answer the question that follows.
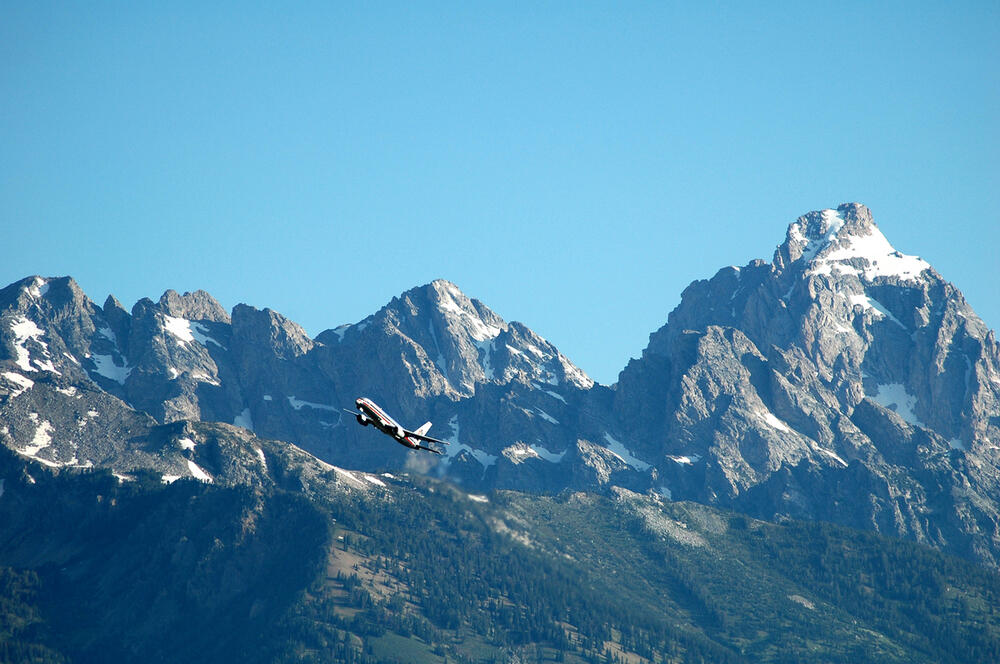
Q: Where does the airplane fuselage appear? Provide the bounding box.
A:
[354,397,425,450]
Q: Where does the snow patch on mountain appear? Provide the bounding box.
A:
[186,459,213,483]
[503,442,566,464]
[97,325,118,344]
[531,444,566,463]
[22,416,54,456]
[465,447,498,469]
[89,353,132,385]
[812,444,848,467]
[442,415,497,469]
[848,293,905,328]
[1,372,34,397]
[34,359,62,376]
[233,408,254,430]
[163,315,195,344]
[808,220,930,282]
[161,314,224,349]
[25,454,77,469]
[191,371,220,386]
[602,433,651,471]
[9,317,59,374]
[363,474,386,487]
[534,408,559,425]
[758,410,791,433]
[287,396,338,412]
[333,467,366,488]
[535,386,567,403]
[868,383,924,427]
[191,322,224,348]
[788,594,816,610]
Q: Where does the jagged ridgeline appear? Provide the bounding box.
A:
[2,203,999,566]
[2,204,1000,661]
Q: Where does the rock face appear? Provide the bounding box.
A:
[2,203,1000,565]
[0,275,615,491]
[615,203,1000,564]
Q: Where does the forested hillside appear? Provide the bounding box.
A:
[3,447,998,664]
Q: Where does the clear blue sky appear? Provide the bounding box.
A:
[3,2,997,384]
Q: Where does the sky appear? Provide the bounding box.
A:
[2,2,998,385]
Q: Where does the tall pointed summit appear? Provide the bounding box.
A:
[615,203,1000,565]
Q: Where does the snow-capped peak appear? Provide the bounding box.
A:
[778,203,930,283]
[807,221,930,281]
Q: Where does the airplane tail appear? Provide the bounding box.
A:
[414,421,432,437]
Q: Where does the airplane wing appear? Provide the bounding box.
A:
[404,429,450,445]
[413,443,444,455]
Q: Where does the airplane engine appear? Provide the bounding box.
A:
[356,413,369,426]
[396,426,406,439]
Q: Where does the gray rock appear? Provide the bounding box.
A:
[3,204,1000,567]
[615,203,1000,565]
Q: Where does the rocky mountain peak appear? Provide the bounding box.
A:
[307,280,593,425]
[103,294,126,313]
[615,203,1000,565]
[774,203,930,283]
[417,280,594,391]
[3,212,998,571]
[423,279,505,342]
[1,275,88,314]
[777,203,872,264]
[231,304,313,359]
[0,276,103,383]
[0,275,50,306]
[158,289,231,324]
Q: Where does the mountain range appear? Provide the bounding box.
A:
[2,203,1000,662]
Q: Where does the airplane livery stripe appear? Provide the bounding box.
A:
[354,397,442,455]
[364,400,396,427]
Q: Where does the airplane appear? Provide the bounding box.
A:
[345,397,450,454]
